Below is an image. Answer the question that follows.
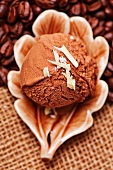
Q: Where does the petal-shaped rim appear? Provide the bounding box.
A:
[14,35,36,69]
[32,9,70,37]
[70,17,109,78]
[7,71,24,99]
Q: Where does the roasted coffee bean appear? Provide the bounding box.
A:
[35,0,58,9]
[70,3,81,16]
[59,0,68,8]
[23,31,32,36]
[104,32,113,42]
[0,24,9,45]
[18,1,30,19]
[107,62,113,72]
[9,22,24,38]
[107,77,113,90]
[108,91,113,102]
[81,3,87,15]
[94,10,106,20]
[93,26,104,37]
[21,8,33,23]
[100,0,108,7]
[69,0,78,3]
[109,0,113,7]
[0,67,9,84]
[1,55,14,66]
[88,1,102,12]
[104,69,112,77]
[0,1,8,18]
[110,48,113,64]
[88,17,99,29]
[105,7,113,19]
[105,21,113,29]
[85,0,95,3]
[32,4,42,16]
[11,0,20,8]
[0,41,13,57]
[7,6,17,24]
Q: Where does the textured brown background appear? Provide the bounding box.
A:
[0,87,113,170]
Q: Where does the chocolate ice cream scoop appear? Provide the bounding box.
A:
[20,33,98,108]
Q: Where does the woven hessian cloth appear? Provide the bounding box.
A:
[0,87,113,170]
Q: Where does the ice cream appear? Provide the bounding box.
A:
[20,33,98,108]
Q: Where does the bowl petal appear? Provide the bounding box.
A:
[70,17,109,78]
[8,71,24,99]
[32,10,70,37]
[70,16,93,45]
[14,35,36,69]
[87,37,109,79]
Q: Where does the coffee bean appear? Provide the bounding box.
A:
[0,41,13,57]
[70,3,81,16]
[1,55,14,66]
[110,48,113,64]
[105,21,113,28]
[100,0,108,7]
[104,32,113,42]
[109,0,113,7]
[93,26,104,37]
[0,24,9,45]
[35,0,58,9]
[9,22,24,38]
[18,1,30,19]
[99,20,105,26]
[85,0,95,3]
[7,6,17,24]
[105,7,113,19]
[89,17,99,29]
[104,69,112,77]
[88,1,102,12]
[21,8,33,23]
[0,1,8,18]
[94,10,106,20]
[0,67,9,84]
[69,0,78,3]
[107,62,113,72]
[11,0,20,8]
[107,77,113,90]
[81,3,87,15]
[59,0,68,8]
[108,91,113,102]
[32,4,42,16]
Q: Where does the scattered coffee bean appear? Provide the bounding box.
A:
[0,41,13,57]
[107,62,113,72]
[104,69,112,77]
[7,6,17,24]
[93,26,104,36]
[88,1,102,12]
[0,1,8,18]
[108,91,113,102]
[89,17,99,29]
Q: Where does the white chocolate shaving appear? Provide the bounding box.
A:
[54,45,78,68]
[53,49,59,62]
[44,107,57,118]
[44,107,51,115]
[43,67,50,77]
[70,36,74,40]
[62,70,75,90]
[48,60,71,71]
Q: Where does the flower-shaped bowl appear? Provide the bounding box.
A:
[8,10,109,160]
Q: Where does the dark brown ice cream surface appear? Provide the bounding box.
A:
[20,33,98,108]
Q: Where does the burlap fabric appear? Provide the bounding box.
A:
[0,86,113,170]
